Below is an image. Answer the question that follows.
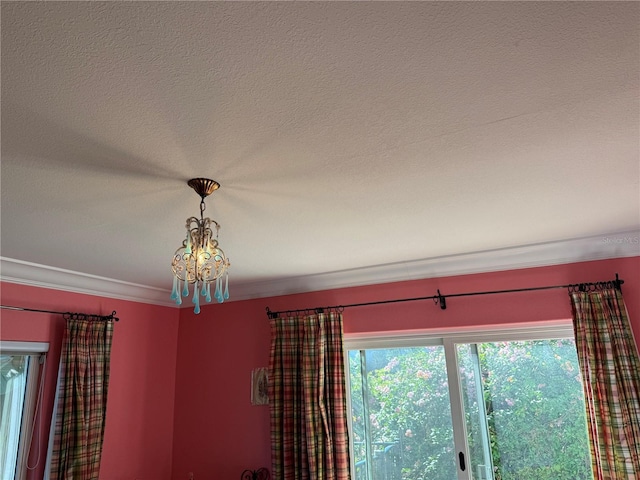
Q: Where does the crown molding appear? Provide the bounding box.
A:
[231,230,640,300]
[1,230,638,307]
[0,257,177,307]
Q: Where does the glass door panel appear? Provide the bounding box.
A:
[456,339,592,480]
[0,354,30,480]
[456,344,494,480]
[349,347,458,480]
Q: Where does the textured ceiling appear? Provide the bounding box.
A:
[1,2,639,302]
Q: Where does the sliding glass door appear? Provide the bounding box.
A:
[346,326,592,480]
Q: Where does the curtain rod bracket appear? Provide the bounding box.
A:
[614,273,624,291]
[436,290,447,310]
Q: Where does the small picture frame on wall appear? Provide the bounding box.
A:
[251,367,269,405]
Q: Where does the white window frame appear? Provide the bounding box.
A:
[0,341,49,480]
[343,319,576,480]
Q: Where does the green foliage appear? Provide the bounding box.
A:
[349,340,592,480]
[474,340,592,480]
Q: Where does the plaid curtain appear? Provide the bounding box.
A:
[571,288,640,479]
[269,312,351,480]
[49,318,114,480]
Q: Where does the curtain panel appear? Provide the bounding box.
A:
[571,288,640,479]
[49,318,114,480]
[269,312,351,480]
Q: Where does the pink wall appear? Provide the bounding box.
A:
[0,283,180,480]
[1,257,638,480]
[171,256,639,480]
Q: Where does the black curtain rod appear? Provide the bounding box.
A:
[0,305,119,322]
[265,274,624,319]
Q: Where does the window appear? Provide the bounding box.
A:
[0,341,48,480]
[345,324,592,480]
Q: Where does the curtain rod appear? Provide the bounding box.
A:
[0,305,119,322]
[265,274,624,319]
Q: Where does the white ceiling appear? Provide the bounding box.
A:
[1,2,639,305]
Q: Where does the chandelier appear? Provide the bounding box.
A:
[171,178,230,314]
